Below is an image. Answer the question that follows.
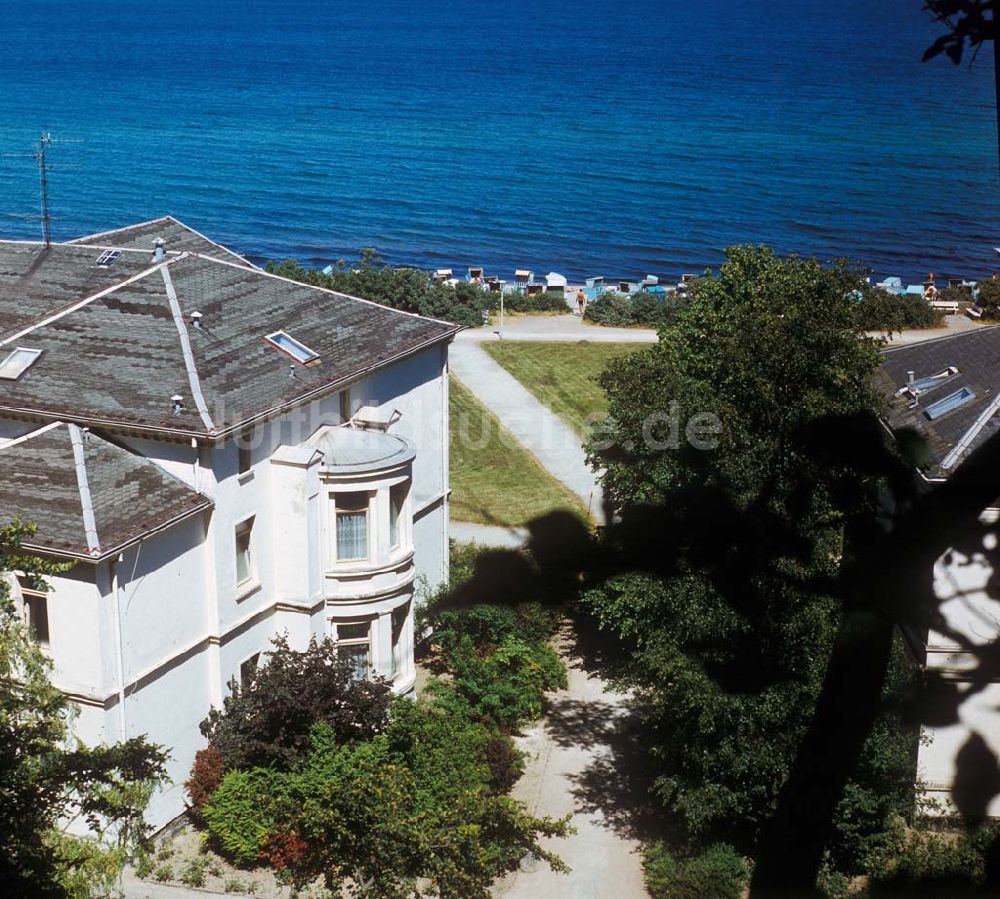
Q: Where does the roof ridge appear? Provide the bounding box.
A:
[68,423,101,556]
[160,263,216,433]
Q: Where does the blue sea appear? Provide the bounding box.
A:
[0,0,996,282]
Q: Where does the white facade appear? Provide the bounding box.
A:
[5,343,451,830]
[919,515,1000,817]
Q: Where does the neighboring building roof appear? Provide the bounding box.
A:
[0,219,461,441]
[68,215,252,266]
[0,422,211,561]
[877,326,1000,478]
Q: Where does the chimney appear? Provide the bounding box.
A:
[153,237,166,263]
[190,311,203,330]
[907,371,915,386]
[171,394,184,416]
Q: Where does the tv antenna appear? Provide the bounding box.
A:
[3,132,81,247]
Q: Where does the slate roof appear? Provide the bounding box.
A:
[0,219,461,440]
[877,325,1000,479]
[0,423,211,560]
[68,215,252,266]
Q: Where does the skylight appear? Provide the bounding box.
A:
[95,249,122,267]
[925,386,975,421]
[0,347,42,381]
[908,366,959,395]
[264,331,320,365]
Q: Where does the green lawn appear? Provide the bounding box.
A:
[482,341,643,435]
[449,377,587,527]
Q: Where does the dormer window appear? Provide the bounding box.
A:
[95,249,121,267]
[925,387,975,420]
[264,330,320,365]
[0,347,42,381]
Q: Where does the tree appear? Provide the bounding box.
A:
[0,520,166,898]
[583,247,919,884]
[200,634,392,771]
[975,275,1000,316]
[923,1,1000,166]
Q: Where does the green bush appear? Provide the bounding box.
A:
[853,289,943,332]
[499,291,569,313]
[179,857,208,888]
[423,601,560,657]
[266,254,492,327]
[484,732,525,794]
[584,291,635,326]
[976,278,1000,319]
[866,816,1000,894]
[448,635,567,730]
[643,842,748,899]
[202,768,289,866]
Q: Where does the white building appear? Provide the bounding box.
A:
[880,327,1000,816]
[0,217,459,829]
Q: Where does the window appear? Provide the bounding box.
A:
[18,576,49,647]
[335,621,370,680]
[236,432,253,476]
[0,347,42,381]
[340,389,352,422]
[95,249,121,267]
[389,481,408,548]
[239,653,260,690]
[235,518,255,585]
[335,492,369,561]
[264,330,320,365]
[925,387,975,421]
[391,603,408,678]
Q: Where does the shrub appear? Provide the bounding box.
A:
[585,291,634,326]
[853,288,942,332]
[484,732,524,794]
[865,816,1000,894]
[152,863,173,883]
[179,857,208,888]
[266,255,492,326]
[643,842,748,899]
[202,768,289,866]
[499,291,569,313]
[449,635,567,729]
[200,635,391,771]
[224,877,250,893]
[185,746,224,822]
[976,277,1000,319]
[424,601,560,656]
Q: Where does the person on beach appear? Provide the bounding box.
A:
[576,288,586,316]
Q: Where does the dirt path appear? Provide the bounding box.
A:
[492,641,654,899]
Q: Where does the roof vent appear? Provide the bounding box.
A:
[171,394,184,416]
[153,238,166,263]
[190,311,203,330]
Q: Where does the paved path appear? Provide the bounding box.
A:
[450,338,606,523]
[492,648,652,899]
[450,521,529,548]
[876,314,983,346]
[466,313,658,343]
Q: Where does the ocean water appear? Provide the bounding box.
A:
[0,0,996,282]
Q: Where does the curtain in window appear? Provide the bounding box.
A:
[338,644,370,680]
[337,510,368,559]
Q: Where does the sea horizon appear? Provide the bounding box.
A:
[0,0,997,284]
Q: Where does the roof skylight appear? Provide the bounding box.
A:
[264,330,320,365]
[95,249,122,267]
[0,347,42,381]
[925,386,975,421]
[909,366,959,394]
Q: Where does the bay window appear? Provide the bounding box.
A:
[335,621,371,680]
[389,480,408,549]
[335,492,370,561]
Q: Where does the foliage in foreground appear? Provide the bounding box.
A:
[199,634,392,771]
[193,583,569,898]
[582,246,919,879]
[0,520,166,898]
[643,841,748,899]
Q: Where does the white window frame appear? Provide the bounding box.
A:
[391,602,409,679]
[333,491,371,563]
[17,575,50,649]
[333,619,372,680]
[234,517,256,589]
[239,652,261,690]
[389,480,409,550]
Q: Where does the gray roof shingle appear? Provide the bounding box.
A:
[878,325,1000,478]
[0,219,461,439]
[0,423,211,560]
